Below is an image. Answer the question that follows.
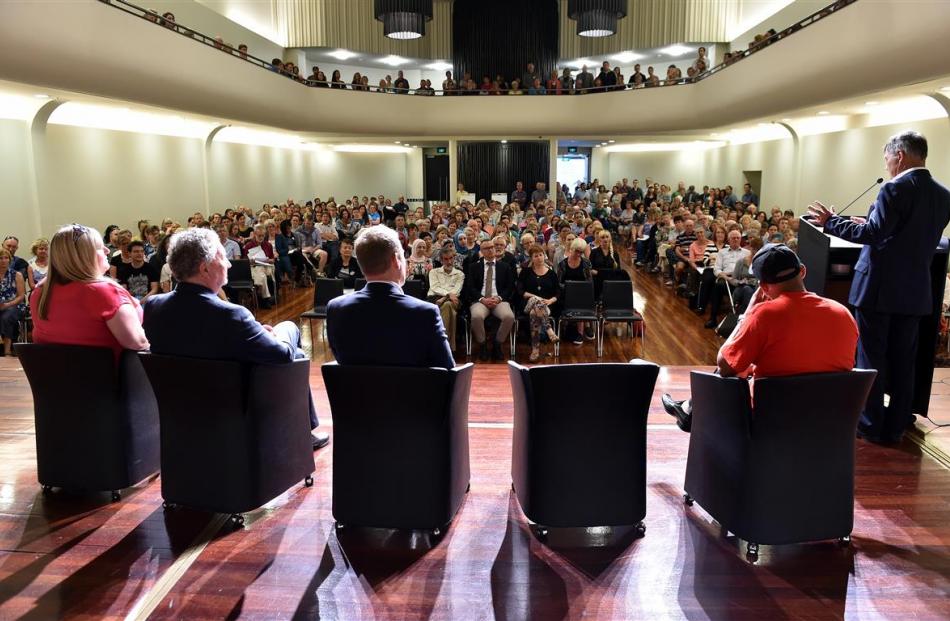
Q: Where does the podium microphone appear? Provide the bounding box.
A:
[837,177,884,217]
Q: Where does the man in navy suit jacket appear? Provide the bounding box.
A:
[809,131,950,442]
[144,228,328,449]
[327,226,455,369]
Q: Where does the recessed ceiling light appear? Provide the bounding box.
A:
[817,111,830,115]
[379,55,409,66]
[864,101,879,106]
[940,86,950,92]
[757,122,770,127]
[501,139,508,144]
[660,44,692,57]
[711,132,719,136]
[567,58,594,69]
[33,94,49,99]
[328,49,357,61]
[427,61,453,72]
[394,141,401,144]
[608,140,615,143]
[611,51,643,64]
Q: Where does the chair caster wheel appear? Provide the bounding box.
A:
[304,475,314,487]
[41,485,53,495]
[431,528,441,537]
[838,535,851,547]
[230,514,245,527]
[162,501,177,511]
[335,522,345,531]
[746,542,759,562]
[466,482,471,493]
[683,494,694,506]
[111,491,121,502]
[635,522,646,537]
[533,527,548,542]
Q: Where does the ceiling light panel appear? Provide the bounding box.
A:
[660,44,692,57]
[328,49,357,61]
[611,51,643,64]
[427,61,453,71]
[48,102,214,138]
[379,55,410,66]
[333,144,412,153]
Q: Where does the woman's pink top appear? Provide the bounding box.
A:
[30,280,142,358]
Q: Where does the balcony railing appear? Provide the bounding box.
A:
[98,0,858,96]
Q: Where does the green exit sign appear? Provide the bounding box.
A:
[437,147,447,154]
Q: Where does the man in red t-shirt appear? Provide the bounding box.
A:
[663,243,858,431]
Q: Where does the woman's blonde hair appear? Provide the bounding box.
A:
[31,238,49,256]
[570,238,588,252]
[37,224,106,320]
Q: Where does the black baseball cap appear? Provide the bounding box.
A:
[751,243,801,284]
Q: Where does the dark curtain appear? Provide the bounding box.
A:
[452,0,559,87]
[458,142,549,203]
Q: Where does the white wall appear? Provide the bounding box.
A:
[601,117,950,226]
[730,0,827,51]
[4,123,413,242]
[167,0,285,61]
[0,120,36,242]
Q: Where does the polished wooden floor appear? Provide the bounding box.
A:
[2,264,949,620]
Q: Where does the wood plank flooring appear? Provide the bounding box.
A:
[1,259,949,619]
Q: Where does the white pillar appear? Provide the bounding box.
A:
[448,138,458,204]
[548,137,558,198]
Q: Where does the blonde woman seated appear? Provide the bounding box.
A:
[30,224,149,358]
[518,246,559,362]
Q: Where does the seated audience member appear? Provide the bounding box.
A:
[3,236,29,278]
[466,239,516,361]
[116,241,159,302]
[557,238,594,345]
[407,239,433,280]
[326,238,363,288]
[218,225,242,260]
[493,235,518,274]
[27,238,49,290]
[30,224,149,358]
[427,246,465,353]
[0,248,26,355]
[108,230,133,278]
[295,214,328,276]
[518,245,560,362]
[144,228,328,449]
[705,230,751,328]
[663,244,859,430]
[244,223,276,307]
[670,219,697,288]
[274,220,301,284]
[327,226,454,369]
[317,212,340,261]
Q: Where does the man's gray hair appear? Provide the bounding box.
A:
[167,227,219,281]
[884,131,928,160]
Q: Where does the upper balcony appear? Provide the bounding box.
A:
[1,0,949,138]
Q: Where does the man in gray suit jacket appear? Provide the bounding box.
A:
[809,130,950,443]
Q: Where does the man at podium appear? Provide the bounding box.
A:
[807,131,950,443]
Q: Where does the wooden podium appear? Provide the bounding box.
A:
[798,217,949,417]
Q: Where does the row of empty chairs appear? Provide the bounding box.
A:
[16,342,876,560]
[302,277,645,359]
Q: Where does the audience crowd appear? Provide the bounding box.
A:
[3,174,797,362]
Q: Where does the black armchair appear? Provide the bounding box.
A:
[508,359,659,540]
[555,280,599,356]
[322,362,474,534]
[683,369,877,561]
[140,354,315,524]
[226,259,258,310]
[599,280,645,357]
[15,344,160,501]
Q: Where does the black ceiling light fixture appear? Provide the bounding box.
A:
[374,0,433,40]
[568,0,628,37]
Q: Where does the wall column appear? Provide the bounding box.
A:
[775,121,802,213]
[202,124,229,215]
[27,98,67,240]
[448,138,458,203]
[548,138,558,200]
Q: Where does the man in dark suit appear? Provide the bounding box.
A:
[144,228,329,449]
[466,240,516,361]
[326,226,454,369]
[809,130,950,443]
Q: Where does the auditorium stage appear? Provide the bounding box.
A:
[2,357,950,620]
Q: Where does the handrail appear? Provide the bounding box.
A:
[97,0,857,97]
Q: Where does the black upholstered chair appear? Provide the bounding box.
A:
[402,277,427,300]
[599,280,645,357]
[508,359,660,540]
[683,369,877,561]
[322,362,474,534]
[15,344,160,501]
[140,354,315,524]
[226,259,258,310]
[555,280,599,356]
[300,277,345,344]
